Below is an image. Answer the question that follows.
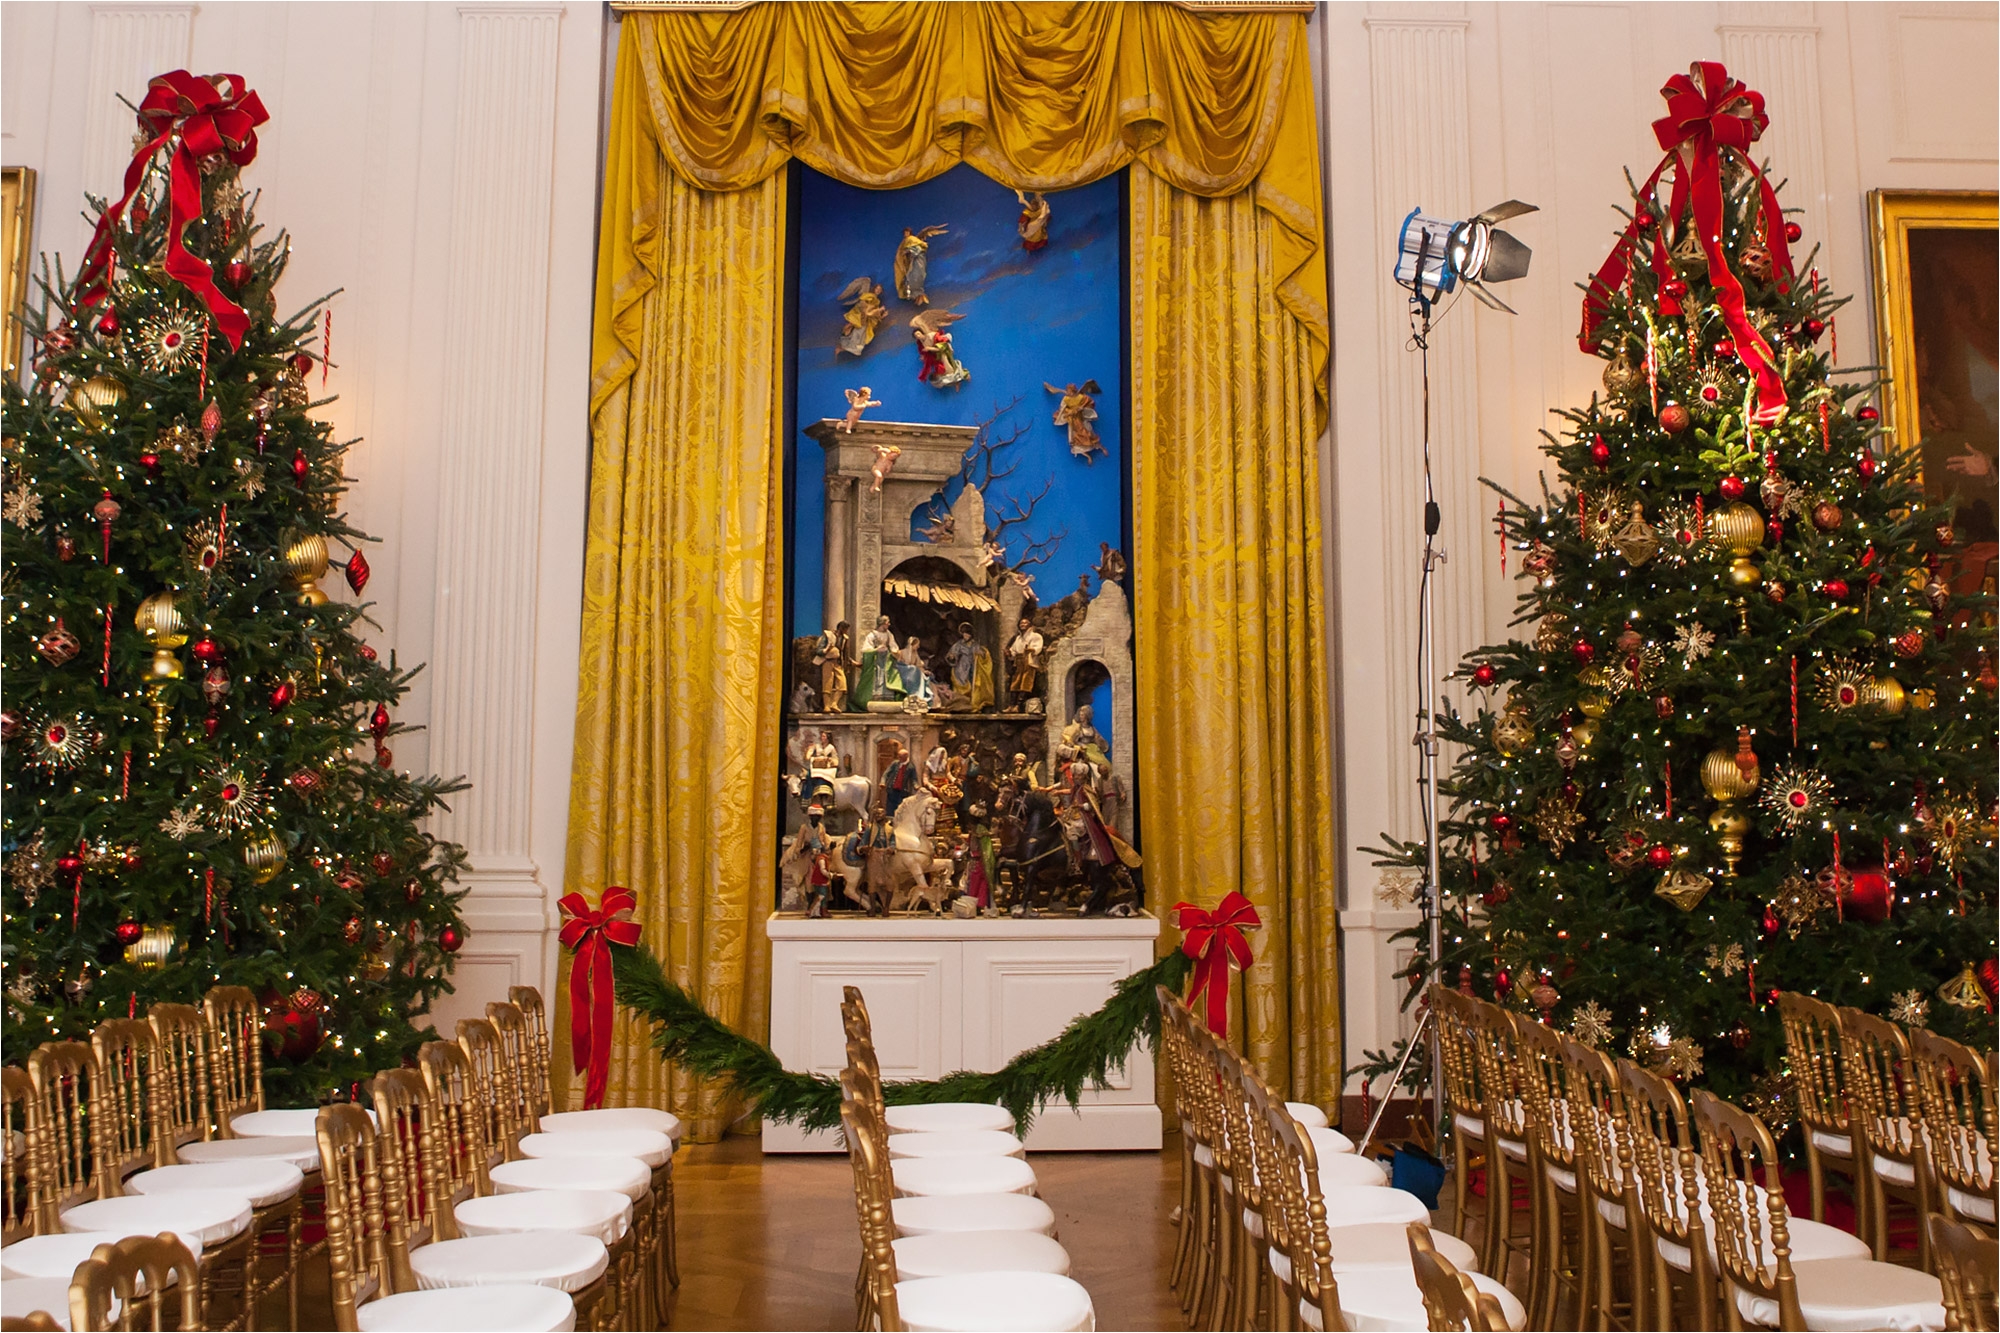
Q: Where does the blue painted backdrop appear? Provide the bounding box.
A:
[789,165,1127,657]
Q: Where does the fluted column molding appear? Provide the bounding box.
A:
[1720,15,1833,290]
[82,7,193,201]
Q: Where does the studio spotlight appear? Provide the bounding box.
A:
[1393,199,1539,313]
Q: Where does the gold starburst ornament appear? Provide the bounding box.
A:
[136,305,205,375]
[26,712,97,770]
[1816,657,1872,712]
[205,770,266,832]
[1760,766,1834,832]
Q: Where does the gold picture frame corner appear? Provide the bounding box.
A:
[3,165,38,381]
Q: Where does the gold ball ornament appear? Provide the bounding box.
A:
[1570,717,1599,750]
[242,832,288,885]
[122,924,179,970]
[1700,748,1760,802]
[66,376,127,429]
[133,590,188,650]
[1491,708,1535,758]
[1869,678,1907,715]
[1603,351,1644,397]
[283,534,332,606]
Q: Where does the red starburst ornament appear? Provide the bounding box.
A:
[1759,764,1833,832]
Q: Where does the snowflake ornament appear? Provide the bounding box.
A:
[2,482,43,527]
[1570,1000,1613,1047]
[1704,943,1746,977]
[1661,1036,1705,1080]
[159,807,204,841]
[1760,765,1834,832]
[1377,868,1420,909]
[234,459,265,497]
[1888,989,1930,1027]
[1673,622,1716,667]
[4,832,55,906]
[1531,796,1584,859]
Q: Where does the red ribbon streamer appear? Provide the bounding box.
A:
[559,886,643,1109]
[1170,891,1261,1036]
[1580,62,1795,425]
[74,71,269,351]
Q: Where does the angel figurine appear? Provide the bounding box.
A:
[1046,380,1103,462]
[912,309,970,388]
[870,443,902,493]
[977,539,1007,575]
[921,508,957,544]
[840,386,880,433]
[894,225,949,305]
[836,277,887,356]
[1016,191,1051,251]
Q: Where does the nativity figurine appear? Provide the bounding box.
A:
[869,442,902,493]
[836,277,887,356]
[894,225,948,305]
[1095,543,1127,587]
[840,386,881,433]
[804,730,840,779]
[912,309,970,388]
[1016,190,1051,251]
[814,620,855,713]
[920,508,956,544]
[940,622,996,712]
[1006,615,1045,706]
[1046,379,1103,462]
[856,616,902,705]
[978,540,1007,575]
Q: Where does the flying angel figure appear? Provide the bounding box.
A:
[870,443,903,493]
[840,386,881,433]
[1046,379,1103,462]
[1016,191,1051,251]
[894,225,949,305]
[836,277,887,357]
[912,309,970,388]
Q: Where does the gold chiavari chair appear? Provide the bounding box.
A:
[1510,1013,1586,1328]
[1430,988,1498,1265]
[1217,1037,1275,1332]
[1840,1006,1934,1267]
[457,1018,526,1162]
[1909,1027,1997,1228]
[1409,1222,1512,1333]
[1776,993,1869,1235]
[67,1231,202,1332]
[23,1043,97,1234]
[4,1066,33,1246]
[1693,1088,1944,1331]
[0,1313,62,1332]
[1929,1216,1998,1331]
[1157,990,1200,1306]
[1463,1001,1535,1293]
[1176,1014,1230,1327]
[505,989,554,1121]
[416,1041,501,1198]
[203,987,267,1134]
[1617,1056,1716,1331]
[1244,1060,1344,1331]
[1558,1032,1645,1331]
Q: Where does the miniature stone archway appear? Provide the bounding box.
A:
[1043,580,1135,838]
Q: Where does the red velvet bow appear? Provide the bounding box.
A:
[76,71,269,350]
[559,886,642,1109]
[1171,891,1261,1036]
[1580,62,1795,425]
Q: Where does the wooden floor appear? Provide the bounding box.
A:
[662,1132,1185,1332]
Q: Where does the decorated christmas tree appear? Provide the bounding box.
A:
[1378,62,1997,1100]
[1,71,468,1102]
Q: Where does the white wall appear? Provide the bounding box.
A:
[0,1,606,1035]
[1321,0,2000,1084]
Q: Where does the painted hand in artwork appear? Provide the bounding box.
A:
[894,225,949,305]
[841,386,881,433]
[870,443,903,493]
[1944,445,1994,478]
[837,277,887,356]
[1046,380,1103,462]
[1016,190,1051,251]
[912,309,970,388]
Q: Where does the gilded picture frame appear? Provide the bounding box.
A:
[1868,189,1999,554]
[2,166,36,380]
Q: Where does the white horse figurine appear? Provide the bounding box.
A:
[886,791,955,913]
[786,771,873,821]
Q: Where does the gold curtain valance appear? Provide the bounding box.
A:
[597,2,1326,427]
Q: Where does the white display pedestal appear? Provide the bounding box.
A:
[764,912,1163,1152]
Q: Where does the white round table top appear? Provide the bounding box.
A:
[62,1191,252,1246]
[356,1285,575,1332]
[490,1155,651,1202]
[177,1134,321,1172]
[519,1129,672,1169]
[127,1159,304,1208]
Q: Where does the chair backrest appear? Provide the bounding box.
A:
[3,1066,35,1245]
[316,1104,392,1333]
[88,1019,162,1190]
[416,1039,497,1197]
[1410,1221,1509,1331]
[1909,1025,1997,1214]
[1616,1056,1714,1328]
[68,1230,203,1332]
[457,1017,523,1159]
[839,1072,905,1332]
[1775,991,1852,1141]
[1200,1024,1245,1196]
[26,1042,99,1228]
[370,1068,454,1261]
[1929,1215,1999,1332]
[1692,1088,1801,1330]
[1557,1032,1631,1216]
[506,986,552,1121]
[1430,987,1488,1126]
[0,1311,62,1331]
[1512,1012,1579,1174]
[146,1004,214,1160]
[1244,1059,1341,1329]
[485,1002,538,1131]
[1839,1006,1922,1161]
[1464,1000,1531,1144]
[202,985,266,1133]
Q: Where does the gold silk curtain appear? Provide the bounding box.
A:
[563,1,1339,1128]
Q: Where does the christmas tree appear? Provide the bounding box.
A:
[1,71,469,1103]
[1377,62,1997,1100]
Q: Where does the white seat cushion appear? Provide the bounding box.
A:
[490,1155,652,1202]
[1,1275,81,1330]
[62,1190,252,1246]
[232,1107,374,1137]
[454,1188,633,1246]
[889,1130,1027,1161]
[177,1134,322,1173]
[1808,1128,1853,1158]
[520,1129,672,1170]
[894,1270,1096,1332]
[1286,1102,1332,1130]
[357,1285,576,1332]
[1659,1215,1870,1272]
[1308,1126,1356,1157]
[408,1232,609,1293]
[1872,1152,1919,1187]
[893,1230,1072,1280]
[1733,1256,1945,1330]
[886,1104,1017,1135]
[1545,1163,1578,1193]
[893,1193,1057,1237]
[1949,1186,1997,1223]
[1453,1111,1486,1139]
[1192,1142,1215,1169]
[1326,1222,1480,1274]
[540,1107,683,1145]
[1317,1154,1388,1189]
[126,1159,304,1208]
[1340,1269,1527,1331]
[5,1230,203,1279]
[1595,1195,1628,1228]
[893,1156,1038,1198]
[1319,1186,1429,1227]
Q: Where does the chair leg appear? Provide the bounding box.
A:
[1171,1136,1197,1293]
[1524,1162,1551,1329]
[1184,1166,1212,1324]
[1205,1182,1235,1332]
[1804,1143,1826,1224]
[286,1200,302,1331]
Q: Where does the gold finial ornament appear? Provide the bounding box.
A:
[283,534,331,606]
[134,591,188,747]
[1700,728,1759,877]
[1710,501,1766,586]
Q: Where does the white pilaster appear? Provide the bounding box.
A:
[82,6,193,201]
[1720,15,1833,284]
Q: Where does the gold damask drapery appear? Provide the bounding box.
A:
[562,2,1339,1128]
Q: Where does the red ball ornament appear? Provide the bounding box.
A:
[1647,845,1673,869]
[1700,382,1723,404]
[1572,639,1597,665]
[438,926,465,954]
[291,450,309,482]
[1801,318,1826,342]
[1561,779,1579,801]
[262,990,324,1063]
[374,745,394,769]
[1471,663,1497,688]
[1493,968,1512,1000]
[1977,959,1998,1004]
[1589,436,1611,469]
[1718,475,1746,501]
[138,451,160,474]
[121,849,141,870]
[369,704,392,739]
[55,854,84,885]
[1714,338,1736,359]
[56,535,76,561]
[1840,867,1896,923]
[1728,1023,1753,1050]
[190,636,222,667]
[1490,814,1513,832]
[203,714,220,738]
[290,351,314,378]
[96,309,121,339]
[1761,905,1781,938]
[1784,221,1803,244]
[357,642,378,663]
[225,261,252,288]
[371,852,397,878]
[1659,403,1691,435]
[269,680,295,711]
[343,916,365,946]
[1893,629,1925,658]
[114,921,144,946]
[1635,209,1656,229]
[1765,519,1784,545]
[1857,454,1877,482]
[1481,882,1513,907]
[345,550,371,595]
[1661,279,1689,300]
[1856,404,1880,425]
[1820,579,1850,601]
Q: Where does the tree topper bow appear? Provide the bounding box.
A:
[559,885,642,1109]
[1171,891,1261,1036]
